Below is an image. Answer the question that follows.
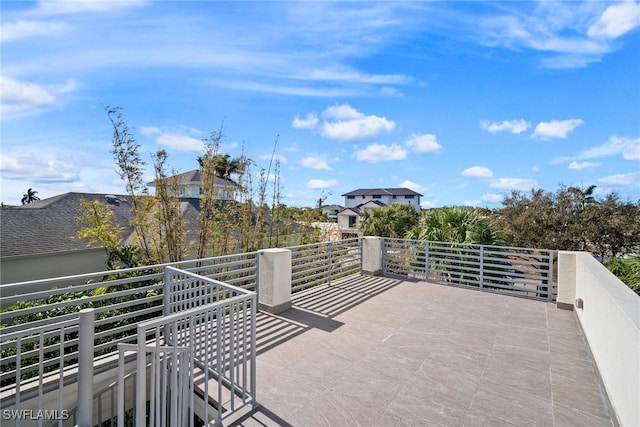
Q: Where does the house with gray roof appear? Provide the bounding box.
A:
[338,188,423,238]
[0,192,201,285]
[342,188,422,210]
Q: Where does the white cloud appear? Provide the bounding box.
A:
[307,179,339,189]
[478,2,632,68]
[553,135,639,163]
[461,166,494,179]
[480,119,529,134]
[321,104,395,141]
[0,20,69,41]
[140,126,162,136]
[258,154,288,164]
[482,193,504,203]
[0,148,82,183]
[140,126,206,152]
[0,76,56,109]
[464,200,482,207]
[1,76,57,116]
[305,67,413,85]
[405,133,442,154]
[34,0,146,15]
[597,172,639,187]
[292,112,319,129]
[399,180,427,193]
[568,161,600,170]
[156,133,205,152]
[622,138,640,160]
[323,104,365,120]
[355,143,407,163]
[300,153,332,170]
[490,178,539,192]
[588,1,640,39]
[532,119,583,139]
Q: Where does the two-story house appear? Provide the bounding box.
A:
[337,188,422,238]
[148,170,237,200]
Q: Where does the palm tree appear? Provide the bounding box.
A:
[407,207,503,245]
[360,203,419,238]
[21,188,40,205]
[568,185,598,209]
[197,154,247,181]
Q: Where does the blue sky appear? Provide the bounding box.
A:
[1,1,639,208]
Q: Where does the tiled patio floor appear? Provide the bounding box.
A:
[228,274,614,427]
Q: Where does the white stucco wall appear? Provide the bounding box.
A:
[558,251,640,426]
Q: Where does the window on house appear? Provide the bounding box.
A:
[199,187,204,195]
[372,195,381,199]
[393,195,397,199]
[348,216,357,227]
[347,195,355,199]
[404,195,414,199]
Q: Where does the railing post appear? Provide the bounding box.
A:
[548,250,555,302]
[328,242,333,285]
[77,308,95,427]
[361,237,383,276]
[479,245,484,290]
[257,248,292,314]
[163,267,172,316]
[425,241,430,281]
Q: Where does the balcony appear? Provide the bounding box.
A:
[1,238,638,426]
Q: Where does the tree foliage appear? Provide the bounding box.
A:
[497,186,640,259]
[21,188,40,205]
[152,149,185,263]
[408,207,504,245]
[107,106,155,263]
[606,254,640,295]
[360,203,419,238]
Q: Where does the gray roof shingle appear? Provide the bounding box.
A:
[341,188,423,197]
[1,193,136,258]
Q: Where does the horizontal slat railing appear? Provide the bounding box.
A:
[382,238,556,301]
[289,238,361,293]
[0,253,257,394]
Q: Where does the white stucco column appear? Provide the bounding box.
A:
[258,248,292,314]
[361,236,383,276]
[557,251,578,310]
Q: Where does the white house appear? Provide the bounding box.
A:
[337,188,423,238]
[148,170,237,200]
[342,188,422,211]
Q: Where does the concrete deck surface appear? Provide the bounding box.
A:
[228,275,614,427]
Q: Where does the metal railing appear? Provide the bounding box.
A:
[382,238,556,301]
[0,309,95,427]
[0,253,257,393]
[128,268,256,426]
[290,238,361,293]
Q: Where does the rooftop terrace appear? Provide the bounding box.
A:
[234,274,613,427]
[1,238,638,426]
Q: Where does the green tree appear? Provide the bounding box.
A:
[197,154,246,182]
[77,198,124,269]
[497,187,639,258]
[107,106,156,263]
[607,254,640,295]
[152,149,185,263]
[360,203,419,238]
[21,188,40,205]
[408,206,503,245]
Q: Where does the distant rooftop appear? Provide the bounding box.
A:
[342,188,423,197]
